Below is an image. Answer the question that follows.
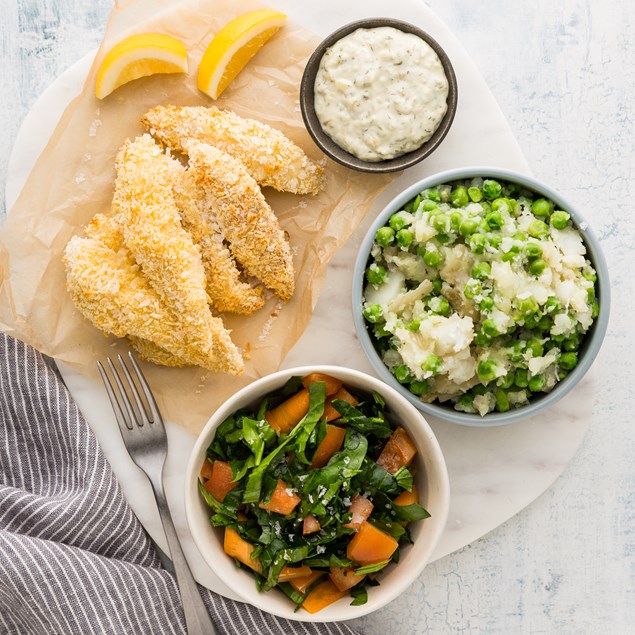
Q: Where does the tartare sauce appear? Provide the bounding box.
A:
[313,26,449,162]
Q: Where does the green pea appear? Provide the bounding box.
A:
[531,198,552,217]
[373,323,391,338]
[479,296,495,313]
[396,228,414,248]
[424,250,442,267]
[491,198,510,214]
[528,220,549,238]
[424,187,441,202]
[564,334,580,351]
[459,218,479,237]
[514,369,530,388]
[559,352,578,370]
[464,280,482,299]
[523,313,541,329]
[409,379,430,396]
[507,340,525,362]
[469,233,488,254]
[544,296,561,314]
[485,210,504,230]
[583,269,597,283]
[451,186,469,207]
[526,338,544,357]
[375,226,395,247]
[394,364,415,384]
[474,332,493,347]
[436,233,452,244]
[550,210,570,229]
[407,319,420,332]
[416,245,427,259]
[423,200,438,211]
[432,214,450,233]
[529,258,547,276]
[389,211,410,231]
[363,304,383,323]
[537,315,552,332]
[432,278,443,295]
[468,186,483,202]
[502,245,520,262]
[517,296,539,317]
[500,373,515,389]
[366,264,387,286]
[524,242,543,260]
[482,179,502,200]
[513,231,527,241]
[495,389,510,412]
[422,354,442,375]
[472,261,491,280]
[482,319,499,338]
[488,233,502,249]
[479,200,492,214]
[450,211,463,231]
[404,194,422,213]
[477,359,498,382]
[528,374,546,392]
[591,298,600,319]
[472,383,490,395]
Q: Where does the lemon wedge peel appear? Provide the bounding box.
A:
[95,33,188,100]
[197,10,287,100]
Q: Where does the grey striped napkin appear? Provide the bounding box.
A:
[0,333,360,635]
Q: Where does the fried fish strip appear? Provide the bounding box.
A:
[142,104,324,195]
[188,141,295,301]
[111,134,244,375]
[169,160,265,315]
[85,214,193,368]
[63,236,238,372]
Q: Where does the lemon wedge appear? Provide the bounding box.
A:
[95,33,188,100]
[198,9,287,99]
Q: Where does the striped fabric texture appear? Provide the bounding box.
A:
[0,334,359,635]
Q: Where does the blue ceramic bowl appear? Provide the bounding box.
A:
[352,167,610,426]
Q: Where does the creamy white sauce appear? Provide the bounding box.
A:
[314,26,449,162]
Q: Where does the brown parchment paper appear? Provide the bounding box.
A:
[0,0,394,434]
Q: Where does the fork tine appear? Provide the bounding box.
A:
[106,357,140,429]
[127,352,163,427]
[97,360,133,431]
[116,354,151,426]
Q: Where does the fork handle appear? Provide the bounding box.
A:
[149,474,219,635]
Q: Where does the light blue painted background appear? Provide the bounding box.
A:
[1,1,633,633]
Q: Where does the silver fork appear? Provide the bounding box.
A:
[98,353,218,635]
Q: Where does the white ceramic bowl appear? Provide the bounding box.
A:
[185,365,450,622]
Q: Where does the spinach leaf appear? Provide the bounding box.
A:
[243,382,326,504]
[390,502,431,522]
[329,400,392,438]
[292,382,326,464]
[354,559,390,575]
[349,586,368,606]
[394,466,414,492]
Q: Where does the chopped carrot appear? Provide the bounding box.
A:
[323,387,358,422]
[329,566,365,592]
[342,493,374,530]
[199,457,214,480]
[393,484,418,508]
[278,565,313,582]
[302,578,348,614]
[311,424,346,468]
[302,514,321,535]
[265,388,310,434]
[393,484,419,526]
[302,373,342,396]
[223,527,262,574]
[203,460,237,502]
[376,427,417,474]
[258,479,301,515]
[346,521,399,565]
[290,569,324,594]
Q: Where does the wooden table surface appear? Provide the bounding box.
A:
[1,1,633,633]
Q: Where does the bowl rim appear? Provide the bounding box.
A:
[184,364,450,622]
[352,166,611,426]
[300,17,458,174]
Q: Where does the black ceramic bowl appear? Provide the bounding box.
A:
[300,18,458,173]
